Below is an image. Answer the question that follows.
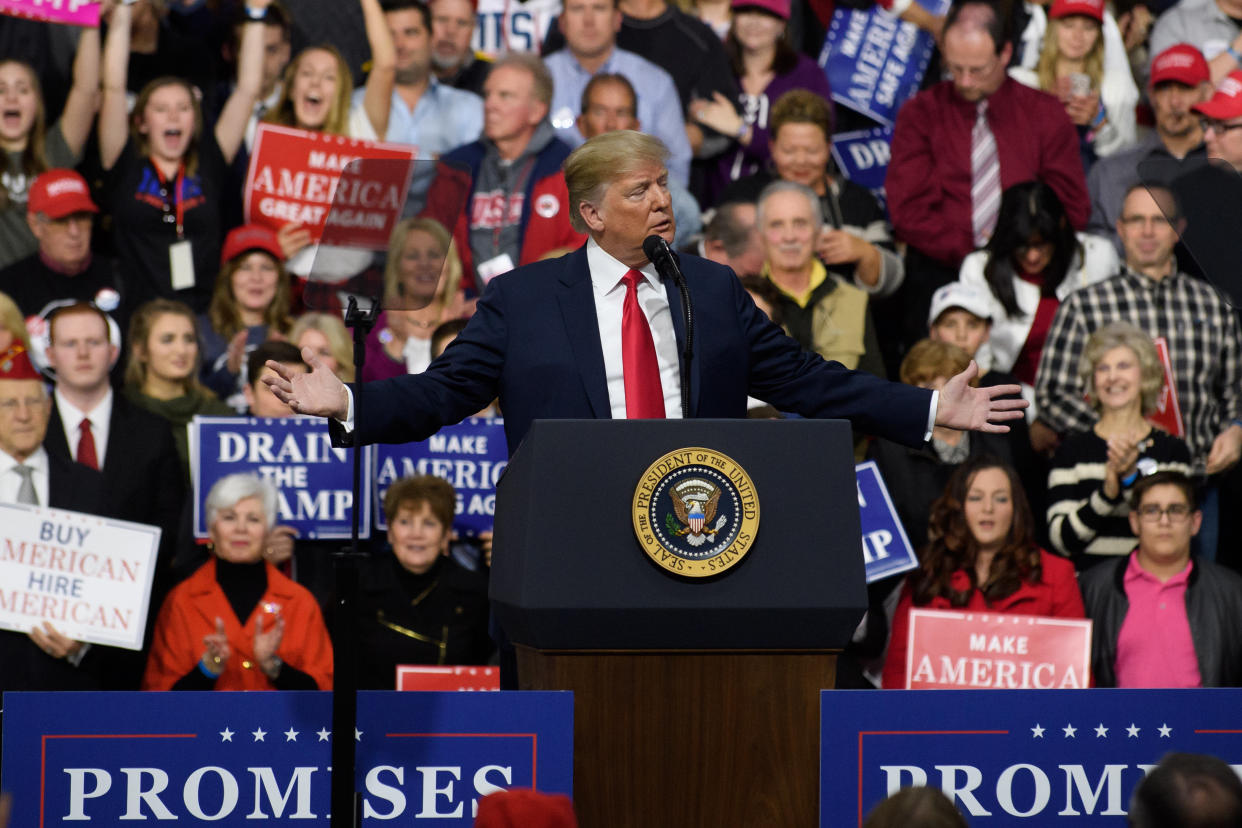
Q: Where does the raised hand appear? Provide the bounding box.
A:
[253,613,286,680]
[202,617,231,676]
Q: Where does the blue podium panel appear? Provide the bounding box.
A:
[822,688,1242,826]
[2,690,572,825]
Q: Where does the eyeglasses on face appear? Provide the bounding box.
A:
[1136,503,1193,522]
[1199,117,1242,135]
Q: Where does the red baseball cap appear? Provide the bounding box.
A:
[0,345,40,381]
[1149,44,1210,89]
[474,790,577,828]
[1194,71,1242,120]
[28,169,98,219]
[731,0,790,20]
[1048,0,1103,21]
[220,224,284,265]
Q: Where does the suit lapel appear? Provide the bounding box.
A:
[663,276,699,417]
[45,399,70,459]
[556,247,611,418]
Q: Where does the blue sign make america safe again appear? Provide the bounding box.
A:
[822,688,1242,826]
[3,690,572,825]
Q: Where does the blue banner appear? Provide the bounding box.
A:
[190,416,371,540]
[832,126,894,213]
[819,0,949,126]
[374,418,507,537]
[2,690,573,825]
[822,688,1242,825]
[856,460,917,583]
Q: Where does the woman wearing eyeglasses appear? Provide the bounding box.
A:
[882,456,1085,689]
[1046,323,1191,569]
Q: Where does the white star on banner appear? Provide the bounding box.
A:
[253,728,267,742]
[355,728,363,741]
[1158,724,1172,737]
[1031,724,1045,738]
[317,728,331,742]
[285,728,299,742]
[220,728,234,742]
[1127,724,1140,738]
[1095,724,1108,738]
[1063,724,1077,738]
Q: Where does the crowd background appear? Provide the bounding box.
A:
[2,0,1242,703]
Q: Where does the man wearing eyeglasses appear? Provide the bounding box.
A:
[1080,471,1242,687]
[1035,183,1242,559]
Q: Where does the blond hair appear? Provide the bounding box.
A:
[0,290,30,351]
[900,339,976,388]
[564,131,669,233]
[265,44,354,136]
[382,217,463,310]
[1079,322,1164,415]
[1035,17,1104,93]
[290,312,355,382]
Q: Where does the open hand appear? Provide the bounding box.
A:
[934,361,1028,433]
[202,617,231,675]
[253,613,286,679]
[263,346,350,419]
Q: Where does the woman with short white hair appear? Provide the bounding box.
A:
[142,473,333,690]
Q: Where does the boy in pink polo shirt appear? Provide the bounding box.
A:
[1079,471,1242,686]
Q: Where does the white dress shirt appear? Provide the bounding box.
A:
[585,239,683,419]
[55,388,113,470]
[0,446,50,507]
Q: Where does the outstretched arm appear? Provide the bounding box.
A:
[59,23,101,157]
[99,0,133,170]
[934,361,1028,433]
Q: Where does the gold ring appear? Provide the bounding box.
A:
[212,655,222,665]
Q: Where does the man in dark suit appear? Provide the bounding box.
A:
[43,303,185,582]
[0,343,108,694]
[265,130,1025,452]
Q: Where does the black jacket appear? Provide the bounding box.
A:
[1080,554,1242,687]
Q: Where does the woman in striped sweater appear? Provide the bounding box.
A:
[1046,322,1191,568]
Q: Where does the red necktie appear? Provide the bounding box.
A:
[77,419,99,470]
[621,269,665,419]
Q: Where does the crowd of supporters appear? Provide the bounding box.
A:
[2,0,1242,700]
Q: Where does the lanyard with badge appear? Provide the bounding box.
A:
[153,159,196,292]
[476,156,537,285]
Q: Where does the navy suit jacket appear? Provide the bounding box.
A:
[339,246,933,455]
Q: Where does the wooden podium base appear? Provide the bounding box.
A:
[516,647,837,827]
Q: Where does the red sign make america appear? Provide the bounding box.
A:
[243,124,417,251]
[905,609,1092,690]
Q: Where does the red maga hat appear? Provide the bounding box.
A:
[0,345,40,381]
[220,224,285,265]
[473,789,578,828]
[1049,0,1104,22]
[1194,71,1242,121]
[1149,44,1210,88]
[28,169,98,219]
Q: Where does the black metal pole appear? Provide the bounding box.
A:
[331,295,379,827]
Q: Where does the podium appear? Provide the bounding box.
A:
[491,420,866,827]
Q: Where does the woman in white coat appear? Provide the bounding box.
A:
[958,180,1118,411]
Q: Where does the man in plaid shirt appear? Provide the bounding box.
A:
[1035,183,1242,481]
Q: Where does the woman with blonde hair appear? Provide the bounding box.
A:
[1011,0,1137,161]
[364,217,468,381]
[124,299,232,475]
[290,312,355,383]
[1046,322,1191,566]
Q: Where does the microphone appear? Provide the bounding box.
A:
[643,235,693,419]
[643,234,684,286]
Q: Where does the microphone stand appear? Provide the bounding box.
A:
[331,293,381,828]
[643,235,694,418]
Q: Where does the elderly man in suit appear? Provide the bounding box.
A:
[265,130,1025,453]
[0,343,108,693]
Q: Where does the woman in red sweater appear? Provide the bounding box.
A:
[882,456,1085,688]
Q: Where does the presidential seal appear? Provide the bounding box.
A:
[632,447,760,577]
